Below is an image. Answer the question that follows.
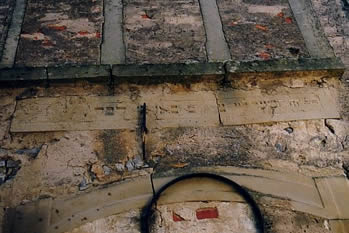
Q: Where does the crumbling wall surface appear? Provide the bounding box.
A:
[150,202,256,233]
[0,79,347,232]
[0,84,152,209]
[124,0,207,64]
[148,119,349,176]
[15,0,103,67]
[65,209,141,233]
[216,0,309,60]
[63,203,333,233]
[0,0,349,232]
[310,0,349,171]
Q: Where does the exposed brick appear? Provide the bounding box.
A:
[172,212,185,222]
[196,207,219,220]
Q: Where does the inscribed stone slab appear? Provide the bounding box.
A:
[11,92,220,132]
[11,96,138,132]
[217,87,339,125]
[146,92,220,128]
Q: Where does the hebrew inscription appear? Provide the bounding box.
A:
[148,92,220,128]
[11,92,220,132]
[11,96,139,132]
[10,87,338,132]
[217,87,339,125]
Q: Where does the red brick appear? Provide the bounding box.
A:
[196,207,219,220]
[172,212,185,222]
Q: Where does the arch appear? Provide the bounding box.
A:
[8,166,349,233]
[141,173,264,233]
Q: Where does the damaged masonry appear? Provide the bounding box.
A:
[1,0,349,232]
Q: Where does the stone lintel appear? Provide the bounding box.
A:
[10,92,220,132]
[0,58,345,86]
[226,57,345,77]
[10,96,139,132]
[217,86,340,126]
[112,62,225,84]
[47,65,111,83]
[0,67,47,87]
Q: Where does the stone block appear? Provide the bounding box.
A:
[146,92,220,129]
[15,0,103,66]
[330,220,349,233]
[216,0,308,60]
[112,62,225,84]
[47,65,111,82]
[49,176,153,233]
[124,0,207,64]
[315,176,349,219]
[10,96,139,132]
[11,91,220,132]
[217,86,339,125]
[153,166,323,208]
[196,207,219,220]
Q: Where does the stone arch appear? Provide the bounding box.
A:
[142,173,264,233]
[8,166,349,233]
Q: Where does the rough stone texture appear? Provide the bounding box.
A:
[62,206,336,233]
[216,0,309,61]
[0,90,17,142]
[150,202,257,233]
[15,0,103,67]
[310,0,349,120]
[147,119,348,176]
[94,130,140,165]
[123,0,207,64]
[198,0,231,61]
[0,131,99,207]
[311,0,349,63]
[288,0,334,58]
[0,0,15,59]
[262,207,331,233]
[0,128,144,207]
[310,0,349,172]
[0,1,349,232]
[65,210,141,233]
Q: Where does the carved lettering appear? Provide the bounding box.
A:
[217,87,339,125]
